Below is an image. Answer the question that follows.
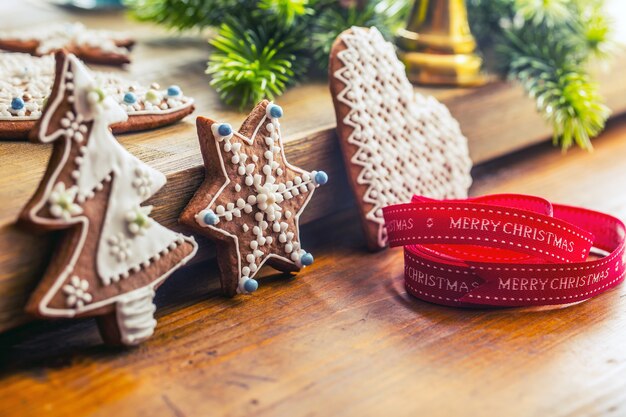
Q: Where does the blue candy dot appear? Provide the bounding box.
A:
[269,104,283,118]
[300,253,314,266]
[11,97,24,110]
[167,85,181,97]
[243,278,259,293]
[203,210,218,226]
[217,123,232,137]
[314,171,328,186]
[123,92,136,104]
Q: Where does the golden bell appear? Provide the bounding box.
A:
[396,0,486,87]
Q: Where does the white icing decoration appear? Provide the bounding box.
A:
[48,182,83,220]
[0,53,194,122]
[0,22,130,56]
[132,167,153,198]
[62,276,92,309]
[24,54,197,321]
[196,104,322,294]
[126,206,154,236]
[333,27,472,247]
[115,286,157,346]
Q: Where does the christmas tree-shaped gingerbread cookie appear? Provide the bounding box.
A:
[19,51,198,345]
[180,101,328,296]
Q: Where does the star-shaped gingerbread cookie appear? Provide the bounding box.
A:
[180,100,328,296]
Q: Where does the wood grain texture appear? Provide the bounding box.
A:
[3,116,626,416]
[2,2,626,333]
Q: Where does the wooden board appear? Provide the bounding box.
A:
[2,115,626,417]
[1,2,626,334]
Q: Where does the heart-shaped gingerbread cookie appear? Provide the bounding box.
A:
[329,27,473,251]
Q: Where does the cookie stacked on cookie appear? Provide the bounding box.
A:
[19,51,198,345]
[0,53,195,139]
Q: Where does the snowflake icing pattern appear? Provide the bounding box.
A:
[195,103,328,295]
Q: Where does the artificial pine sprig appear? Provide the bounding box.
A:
[124,0,247,30]
[207,18,309,109]
[502,29,610,149]
[128,0,614,149]
[469,0,612,149]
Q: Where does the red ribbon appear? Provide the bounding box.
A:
[382,194,626,307]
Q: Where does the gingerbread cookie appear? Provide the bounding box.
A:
[19,51,198,345]
[329,27,473,251]
[0,53,195,140]
[180,101,328,296]
[0,22,133,65]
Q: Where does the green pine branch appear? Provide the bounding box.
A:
[469,0,612,150]
[127,0,614,150]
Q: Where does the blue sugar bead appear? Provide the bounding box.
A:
[300,253,314,266]
[217,123,232,137]
[314,171,328,186]
[269,104,283,118]
[244,278,259,293]
[123,92,137,104]
[167,85,181,97]
[11,97,24,110]
[203,210,218,226]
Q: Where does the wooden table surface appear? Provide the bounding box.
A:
[2,115,626,416]
[3,2,626,417]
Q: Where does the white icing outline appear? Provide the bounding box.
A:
[194,103,320,293]
[25,54,197,318]
[332,27,473,248]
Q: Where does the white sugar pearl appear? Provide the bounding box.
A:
[250,240,258,250]
[255,212,264,222]
[238,166,245,175]
[237,198,246,208]
[273,222,281,232]
[242,266,251,276]
[285,243,293,253]
[279,233,287,243]
[246,254,255,263]
[216,205,225,214]
[245,176,254,186]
